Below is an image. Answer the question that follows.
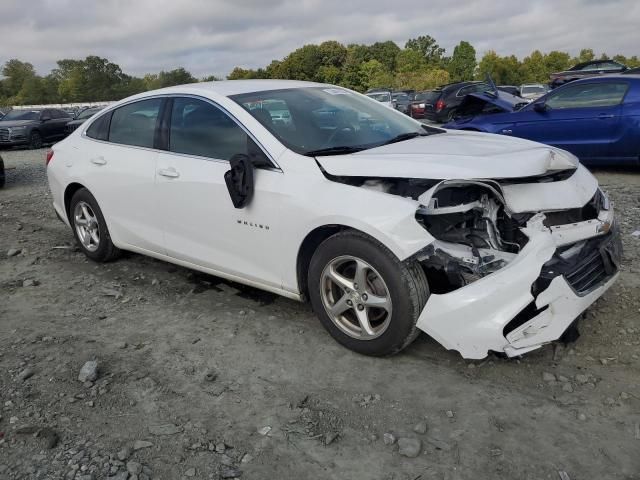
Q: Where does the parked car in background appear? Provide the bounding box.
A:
[65,107,105,134]
[421,81,490,122]
[392,92,412,115]
[443,75,640,166]
[623,67,640,75]
[449,88,529,119]
[365,89,394,109]
[47,79,620,359]
[550,60,627,88]
[410,90,436,118]
[0,108,72,149]
[497,85,520,96]
[0,108,9,120]
[520,83,550,100]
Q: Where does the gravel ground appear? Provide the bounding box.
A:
[0,148,639,480]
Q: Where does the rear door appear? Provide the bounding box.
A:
[509,82,628,160]
[81,98,165,253]
[155,96,285,288]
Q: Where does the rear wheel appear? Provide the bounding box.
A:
[69,188,120,262]
[29,131,43,149]
[445,108,458,122]
[308,231,429,356]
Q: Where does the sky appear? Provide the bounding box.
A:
[0,0,637,78]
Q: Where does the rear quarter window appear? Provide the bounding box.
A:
[85,112,112,141]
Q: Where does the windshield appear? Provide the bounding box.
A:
[231,87,439,156]
[77,108,101,120]
[366,92,391,102]
[521,86,547,94]
[2,110,41,121]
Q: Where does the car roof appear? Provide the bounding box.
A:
[570,59,625,70]
[567,74,640,84]
[436,80,486,91]
[143,79,328,98]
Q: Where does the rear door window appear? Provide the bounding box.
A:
[108,98,162,148]
[546,83,628,109]
[86,112,112,141]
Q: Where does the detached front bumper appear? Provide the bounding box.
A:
[416,212,621,359]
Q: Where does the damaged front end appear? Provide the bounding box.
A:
[319,152,621,359]
[411,177,621,359]
[414,180,528,289]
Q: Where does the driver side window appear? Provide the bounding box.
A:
[545,83,628,110]
[169,97,270,166]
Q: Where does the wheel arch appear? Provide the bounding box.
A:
[63,182,88,220]
[296,224,346,299]
[295,222,426,299]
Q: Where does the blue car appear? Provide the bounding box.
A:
[443,75,640,166]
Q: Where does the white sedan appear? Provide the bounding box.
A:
[46,80,621,359]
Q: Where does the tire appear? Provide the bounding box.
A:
[69,188,121,262]
[29,131,43,149]
[445,109,458,122]
[0,156,5,188]
[308,230,429,356]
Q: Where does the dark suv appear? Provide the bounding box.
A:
[0,108,72,149]
[421,81,490,123]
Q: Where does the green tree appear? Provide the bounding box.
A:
[544,51,571,74]
[395,49,427,74]
[201,75,221,82]
[405,35,445,66]
[520,50,547,83]
[577,48,595,63]
[359,59,393,90]
[277,44,323,81]
[477,51,521,85]
[447,41,476,82]
[2,59,37,99]
[54,56,129,102]
[367,41,401,72]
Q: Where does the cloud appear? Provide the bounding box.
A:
[0,0,637,78]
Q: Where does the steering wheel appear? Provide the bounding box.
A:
[323,124,356,148]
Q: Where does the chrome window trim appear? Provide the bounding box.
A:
[81,93,282,172]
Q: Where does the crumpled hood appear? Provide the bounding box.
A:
[0,120,36,128]
[316,130,578,180]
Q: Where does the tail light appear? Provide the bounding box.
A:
[435,99,446,112]
[45,150,54,166]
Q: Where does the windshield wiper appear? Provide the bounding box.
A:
[305,145,368,156]
[380,131,428,146]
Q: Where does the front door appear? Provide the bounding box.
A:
[155,96,285,289]
[510,82,628,160]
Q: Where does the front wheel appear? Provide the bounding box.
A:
[69,188,121,262]
[29,131,43,149]
[308,231,429,356]
[445,109,458,123]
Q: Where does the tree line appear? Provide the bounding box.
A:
[0,56,219,107]
[2,36,639,107]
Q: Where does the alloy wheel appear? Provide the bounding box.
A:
[320,255,393,340]
[73,201,100,252]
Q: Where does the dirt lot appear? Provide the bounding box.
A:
[0,148,639,480]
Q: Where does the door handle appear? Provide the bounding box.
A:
[90,156,107,165]
[158,168,180,178]
[597,114,614,119]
